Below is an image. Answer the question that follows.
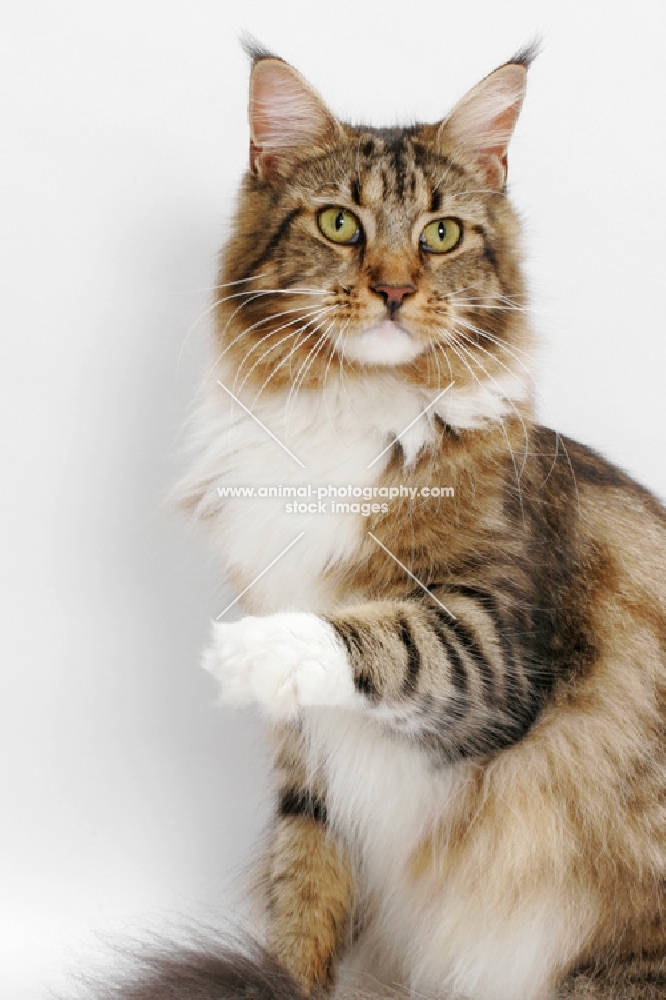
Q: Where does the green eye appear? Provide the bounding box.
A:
[317,207,361,245]
[420,218,462,254]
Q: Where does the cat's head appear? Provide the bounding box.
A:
[216,46,535,416]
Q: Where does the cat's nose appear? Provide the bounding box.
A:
[370,283,416,319]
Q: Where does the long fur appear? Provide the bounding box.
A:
[95,49,666,1000]
[85,938,306,1000]
[85,938,666,999]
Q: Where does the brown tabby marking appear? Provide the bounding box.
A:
[267,815,354,992]
[183,45,666,1000]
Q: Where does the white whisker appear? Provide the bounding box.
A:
[435,302,533,363]
[194,303,329,399]
[235,306,336,397]
[250,311,335,406]
[196,289,303,383]
[188,271,272,294]
[284,318,337,434]
[451,324,531,477]
[452,315,533,374]
[322,318,350,439]
[447,333,527,511]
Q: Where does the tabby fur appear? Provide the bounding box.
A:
[171,44,666,1000]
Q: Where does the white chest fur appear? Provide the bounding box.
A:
[182,370,442,613]
[304,707,467,892]
[182,362,530,615]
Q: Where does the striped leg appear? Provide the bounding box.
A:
[266,788,354,993]
[324,589,541,761]
[203,586,544,760]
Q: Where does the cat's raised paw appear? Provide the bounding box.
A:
[202,612,359,718]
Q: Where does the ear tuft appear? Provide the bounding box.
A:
[248,58,340,180]
[508,37,542,70]
[442,60,529,190]
[240,32,276,65]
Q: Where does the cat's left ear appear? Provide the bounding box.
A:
[439,59,528,190]
[248,57,342,180]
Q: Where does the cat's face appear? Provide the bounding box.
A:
[217,54,534,406]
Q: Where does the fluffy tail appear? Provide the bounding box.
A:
[85,940,666,999]
[86,939,307,999]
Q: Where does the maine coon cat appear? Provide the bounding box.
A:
[102,44,666,1000]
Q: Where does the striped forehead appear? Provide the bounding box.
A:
[357,135,428,210]
[349,134,451,241]
[308,133,472,237]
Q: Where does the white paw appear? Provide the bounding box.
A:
[202,612,360,719]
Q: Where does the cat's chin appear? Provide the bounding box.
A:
[336,320,424,366]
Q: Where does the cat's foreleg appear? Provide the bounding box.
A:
[203,596,537,759]
[202,612,364,719]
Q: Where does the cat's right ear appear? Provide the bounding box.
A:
[248,58,342,180]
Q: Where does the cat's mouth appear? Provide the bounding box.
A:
[334,319,424,366]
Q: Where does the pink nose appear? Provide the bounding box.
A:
[370,284,416,309]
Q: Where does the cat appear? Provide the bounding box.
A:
[99,42,666,1000]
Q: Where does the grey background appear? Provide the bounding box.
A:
[2,1,665,996]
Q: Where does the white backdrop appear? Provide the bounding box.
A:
[2,2,665,997]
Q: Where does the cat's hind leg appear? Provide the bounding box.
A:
[264,794,355,994]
